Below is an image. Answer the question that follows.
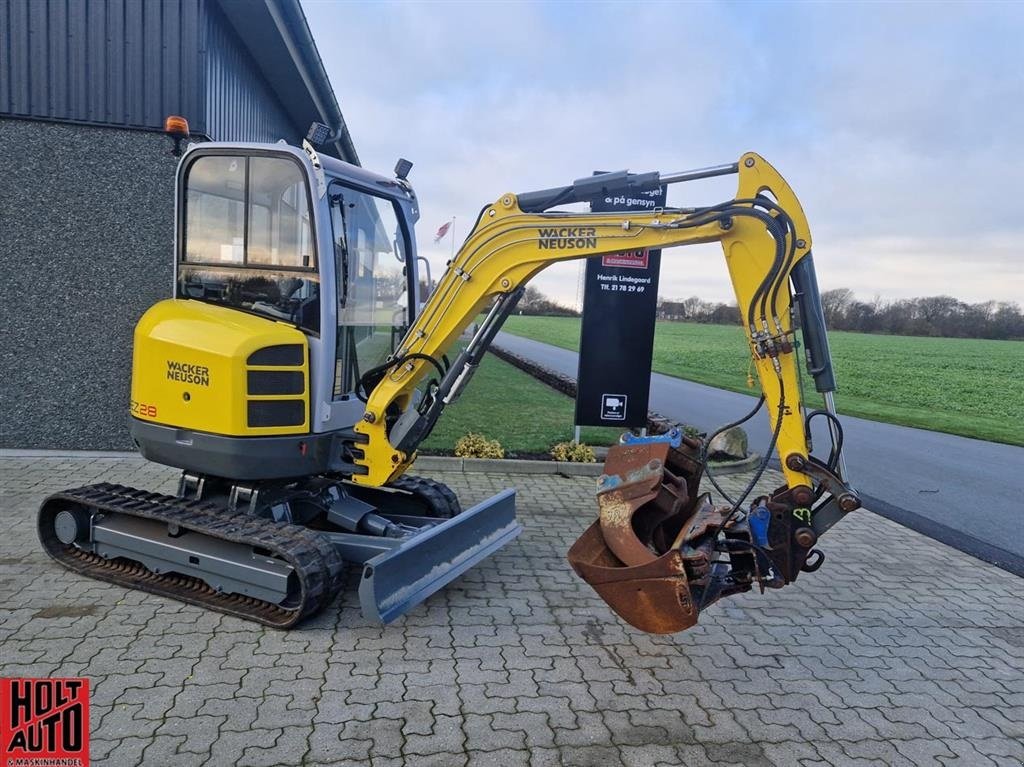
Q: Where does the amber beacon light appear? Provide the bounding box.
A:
[164,115,191,156]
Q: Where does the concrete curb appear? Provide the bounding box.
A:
[704,453,763,476]
[0,448,765,478]
[412,455,604,476]
[0,448,764,479]
[411,453,763,477]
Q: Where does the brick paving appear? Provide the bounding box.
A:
[1,454,1022,766]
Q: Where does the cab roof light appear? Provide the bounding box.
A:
[394,158,413,180]
[306,122,332,146]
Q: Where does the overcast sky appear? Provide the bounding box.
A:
[303,0,1023,308]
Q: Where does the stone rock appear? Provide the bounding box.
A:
[708,426,748,460]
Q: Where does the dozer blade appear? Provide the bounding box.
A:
[359,489,520,623]
[567,442,740,634]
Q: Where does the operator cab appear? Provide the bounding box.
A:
[175,142,422,432]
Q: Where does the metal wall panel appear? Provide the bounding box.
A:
[4,0,30,114]
[0,0,204,130]
[0,6,7,110]
[142,0,161,125]
[1,0,304,143]
[202,2,297,144]
[28,0,47,115]
[68,0,86,119]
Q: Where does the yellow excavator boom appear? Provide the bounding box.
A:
[356,153,810,489]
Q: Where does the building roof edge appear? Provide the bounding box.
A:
[264,0,360,166]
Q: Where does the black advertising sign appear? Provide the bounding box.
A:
[575,182,666,427]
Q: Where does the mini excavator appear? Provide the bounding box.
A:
[38,127,860,632]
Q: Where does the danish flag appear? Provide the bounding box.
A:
[434,220,452,243]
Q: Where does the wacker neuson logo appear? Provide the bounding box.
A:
[537,226,597,250]
[166,360,210,387]
[1,678,90,766]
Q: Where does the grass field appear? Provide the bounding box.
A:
[419,351,623,455]
[502,316,1024,446]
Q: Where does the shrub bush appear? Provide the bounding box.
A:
[682,424,701,439]
[550,441,597,463]
[454,433,505,459]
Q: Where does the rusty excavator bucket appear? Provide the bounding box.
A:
[568,435,752,634]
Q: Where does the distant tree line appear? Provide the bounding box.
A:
[817,289,1023,340]
[656,290,1024,340]
[512,283,1022,340]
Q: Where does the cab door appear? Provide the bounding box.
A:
[327,182,415,400]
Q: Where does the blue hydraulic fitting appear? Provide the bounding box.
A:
[619,428,683,448]
[748,503,784,586]
[749,504,772,549]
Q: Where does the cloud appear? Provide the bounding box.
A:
[303,0,1024,306]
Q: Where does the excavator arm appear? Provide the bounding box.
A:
[351,152,860,632]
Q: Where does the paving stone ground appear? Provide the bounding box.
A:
[1,454,1022,767]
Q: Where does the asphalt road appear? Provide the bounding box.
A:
[495,332,1024,576]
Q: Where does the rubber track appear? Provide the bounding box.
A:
[37,483,344,628]
[390,475,462,518]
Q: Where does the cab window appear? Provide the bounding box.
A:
[179,154,320,332]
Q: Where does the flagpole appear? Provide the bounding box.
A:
[450,216,456,260]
